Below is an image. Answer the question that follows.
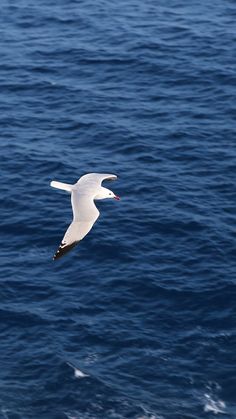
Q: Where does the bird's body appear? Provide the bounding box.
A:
[50,173,119,260]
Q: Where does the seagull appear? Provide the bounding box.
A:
[50,173,119,260]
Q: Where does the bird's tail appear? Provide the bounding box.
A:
[50,180,73,192]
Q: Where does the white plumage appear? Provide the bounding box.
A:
[50,173,119,260]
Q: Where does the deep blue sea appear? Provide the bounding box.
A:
[1,0,236,418]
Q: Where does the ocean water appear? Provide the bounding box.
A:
[0,0,236,417]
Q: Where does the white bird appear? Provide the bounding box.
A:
[50,173,119,260]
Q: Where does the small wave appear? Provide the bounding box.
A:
[67,362,89,379]
[137,404,165,419]
[1,408,9,419]
[64,414,78,419]
[137,416,163,419]
[204,393,226,415]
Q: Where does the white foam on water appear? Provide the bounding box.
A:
[67,362,89,379]
[204,393,226,414]
[74,368,89,379]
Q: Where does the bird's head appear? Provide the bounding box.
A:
[95,187,120,201]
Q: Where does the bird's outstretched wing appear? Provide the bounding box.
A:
[50,173,117,195]
[76,173,117,191]
[53,194,99,260]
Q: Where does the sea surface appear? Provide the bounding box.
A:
[0,0,236,418]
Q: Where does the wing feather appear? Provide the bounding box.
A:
[53,241,78,260]
[53,194,99,260]
[76,173,117,190]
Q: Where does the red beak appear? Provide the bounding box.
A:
[114,195,120,200]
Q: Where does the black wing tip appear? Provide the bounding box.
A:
[53,241,78,260]
[105,175,118,182]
